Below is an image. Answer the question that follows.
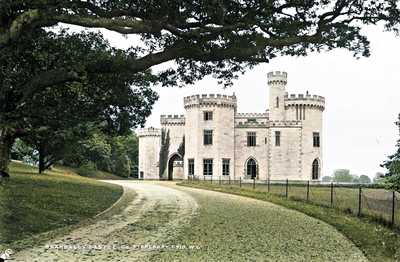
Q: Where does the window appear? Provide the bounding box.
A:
[204,111,213,121]
[188,159,194,175]
[296,105,306,120]
[247,132,256,147]
[312,159,319,180]
[275,131,281,147]
[222,159,230,176]
[313,132,320,147]
[276,97,279,108]
[204,130,213,145]
[203,159,213,175]
[247,158,257,179]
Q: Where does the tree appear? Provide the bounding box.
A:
[1,29,158,175]
[2,0,400,176]
[332,169,357,182]
[359,175,372,184]
[373,172,385,183]
[158,128,170,180]
[381,113,400,192]
[177,135,185,159]
[322,176,332,182]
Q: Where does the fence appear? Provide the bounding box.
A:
[188,176,400,228]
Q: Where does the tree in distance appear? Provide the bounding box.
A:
[381,113,400,192]
[373,172,385,183]
[332,169,358,183]
[1,0,400,177]
[358,175,371,184]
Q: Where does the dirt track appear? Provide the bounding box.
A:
[13,181,198,262]
[12,181,367,262]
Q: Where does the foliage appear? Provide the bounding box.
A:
[322,175,332,182]
[1,29,158,175]
[359,175,372,183]
[381,113,400,192]
[332,169,359,182]
[374,172,385,183]
[177,135,185,159]
[158,128,170,179]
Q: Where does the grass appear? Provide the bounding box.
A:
[0,161,125,249]
[179,181,400,262]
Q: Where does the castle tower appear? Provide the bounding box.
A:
[284,91,325,180]
[268,71,287,121]
[137,128,161,179]
[183,94,237,179]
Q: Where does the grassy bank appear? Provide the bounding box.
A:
[0,162,125,248]
[179,181,400,262]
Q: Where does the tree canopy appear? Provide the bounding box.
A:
[2,0,400,88]
[381,113,400,192]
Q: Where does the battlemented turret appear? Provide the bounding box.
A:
[268,71,287,121]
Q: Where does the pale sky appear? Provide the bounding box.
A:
[80,23,400,180]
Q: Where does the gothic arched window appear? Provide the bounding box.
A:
[312,159,319,180]
[247,158,257,179]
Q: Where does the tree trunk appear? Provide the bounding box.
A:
[0,128,15,177]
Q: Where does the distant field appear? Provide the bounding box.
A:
[0,162,124,246]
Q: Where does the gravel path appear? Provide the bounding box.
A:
[12,181,367,262]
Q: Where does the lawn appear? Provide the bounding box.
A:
[179,181,400,262]
[0,161,124,249]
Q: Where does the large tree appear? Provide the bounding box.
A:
[381,113,400,192]
[1,29,158,175]
[2,0,400,176]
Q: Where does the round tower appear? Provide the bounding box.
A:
[183,94,237,179]
[137,128,161,179]
[268,71,287,121]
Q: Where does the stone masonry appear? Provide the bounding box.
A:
[138,71,325,181]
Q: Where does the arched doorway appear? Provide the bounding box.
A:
[246,158,257,179]
[312,159,319,180]
[168,154,183,181]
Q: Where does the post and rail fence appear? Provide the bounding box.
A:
[188,176,400,228]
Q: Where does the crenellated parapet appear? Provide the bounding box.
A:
[137,127,161,137]
[269,120,302,127]
[267,71,288,85]
[284,93,325,110]
[236,112,268,117]
[160,115,186,126]
[235,121,269,128]
[183,94,237,109]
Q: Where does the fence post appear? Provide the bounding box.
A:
[253,178,255,189]
[219,176,221,186]
[198,176,200,183]
[286,179,288,198]
[240,177,242,188]
[331,183,334,205]
[307,181,310,202]
[204,176,205,184]
[211,176,213,184]
[358,186,362,217]
[392,191,395,226]
[268,178,270,192]
[229,176,231,186]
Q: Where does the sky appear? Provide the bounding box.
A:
[91,23,400,181]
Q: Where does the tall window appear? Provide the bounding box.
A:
[204,111,213,121]
[275,131,281,147]
[313,132,320,147]
[276,97,279,108]
[312,159,319,180]
[188,159,194,175]
[204,130,213,145]
[222,159,230,176]
[247,158,257,179]
[247,132,256,147]
[203,159,213,175]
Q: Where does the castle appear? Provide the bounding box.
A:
[138,71,325,181]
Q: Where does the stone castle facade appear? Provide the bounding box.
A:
[138,71,325,181]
